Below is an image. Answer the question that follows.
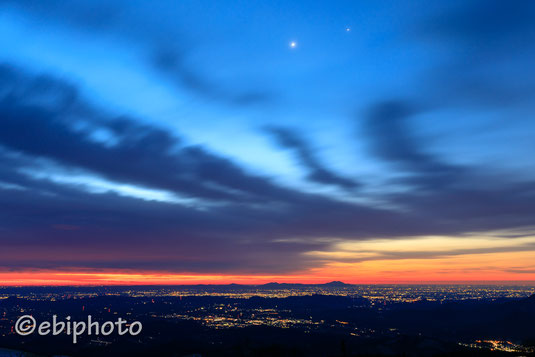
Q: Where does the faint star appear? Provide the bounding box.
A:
[345,27,351,32]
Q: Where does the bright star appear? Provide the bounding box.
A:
[289,41,297,49]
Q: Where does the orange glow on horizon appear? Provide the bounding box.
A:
[1,266,534,286]
[0,271,339,286]
[2,235,535,286]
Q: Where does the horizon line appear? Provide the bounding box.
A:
[2,280,535,288]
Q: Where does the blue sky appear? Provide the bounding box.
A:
[1,0,535,281]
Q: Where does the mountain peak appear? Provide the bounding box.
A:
[322,281,350,287]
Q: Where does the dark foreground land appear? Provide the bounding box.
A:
[0,284,534,356]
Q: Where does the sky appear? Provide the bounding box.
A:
[0,0,535,285]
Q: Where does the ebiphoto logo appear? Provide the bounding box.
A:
[15,315,142,343]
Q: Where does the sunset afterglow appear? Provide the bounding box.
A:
[0,0,534,286]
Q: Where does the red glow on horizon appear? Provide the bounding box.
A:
[0,270,534,286]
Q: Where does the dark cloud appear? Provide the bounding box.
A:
[0,0,125,30]
[0,148,324,274]
[153,49,274,107]
[1,65,535,274]
[0,65,369,273]
[363,100,464,189]
[360,97,535,233]
[264,126,360,190]
[415,0,535,110]
[0,0,274,108]
[353,0,535,211]
[428,0,535,46]
[0,65,288,203]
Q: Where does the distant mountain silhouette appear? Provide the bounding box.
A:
[259,281,350,289]
[260,282,296,288]
[322,281,350,287]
